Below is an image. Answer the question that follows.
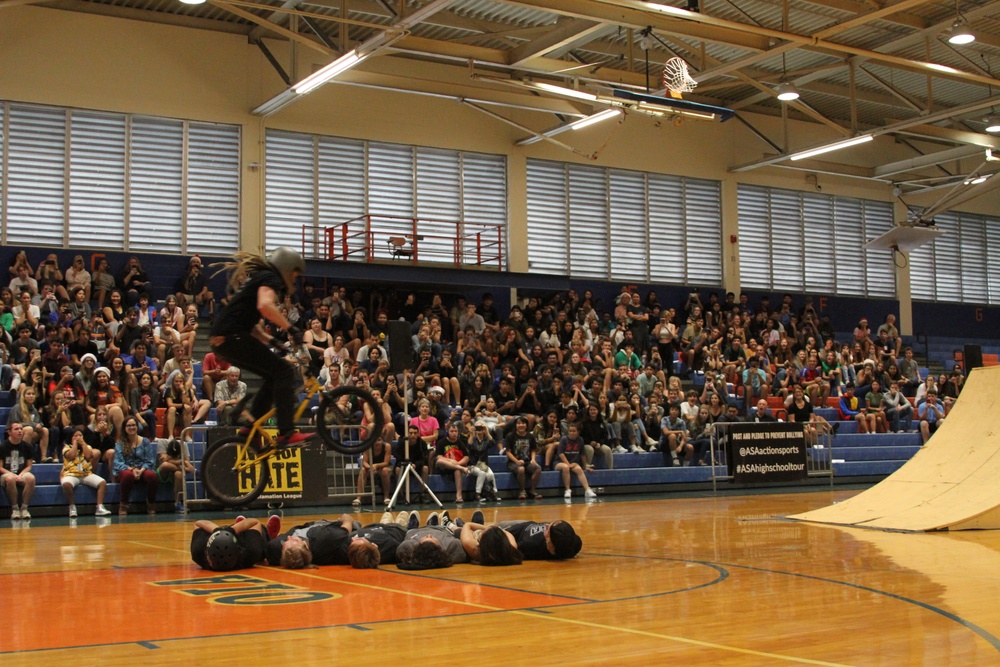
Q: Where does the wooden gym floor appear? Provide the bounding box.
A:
[3,489,1000,665]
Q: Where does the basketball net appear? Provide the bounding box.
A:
[662,57,697,99]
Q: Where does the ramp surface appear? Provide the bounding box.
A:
[789,366,1000,531]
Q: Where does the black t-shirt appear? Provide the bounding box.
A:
[505,432,536,461]
[190,526,266,571]
[350,524,406,564]
[394,436,429,466]
[0,440,33,474]
[211,268,286,338]
[10,337,39,366]
[435,437,468,461]
[117,323,143,354]
[504,521,553,560]
[787,399,814,423]
[67,339,99,361]
[84,426,116,453]
[265,521,351,566]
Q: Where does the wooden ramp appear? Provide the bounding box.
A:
[789,366,1000,531]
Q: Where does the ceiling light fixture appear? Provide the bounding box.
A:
[789,134,874,161]
[294,51,362,95]
[178,0,206,5]
[947,21,975,45]
[946,0,976,45]
[774,39,799,102]
[985,115,1000,133]
[515,109,621,146]
[776,82,800,101]
[569,109,622,130]
[529,81,598,102]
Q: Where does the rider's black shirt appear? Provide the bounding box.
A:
[210,268,286,338]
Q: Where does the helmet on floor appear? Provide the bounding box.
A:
[205,530,243,571]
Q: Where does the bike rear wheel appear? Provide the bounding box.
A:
[202,436,270,506]
[315,385,384,455]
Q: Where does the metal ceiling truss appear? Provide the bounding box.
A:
[23,0,1000,213]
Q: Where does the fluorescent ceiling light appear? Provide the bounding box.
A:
[985,116,1000,133]
[789,134,873,161]
[642,2,694,18]
[964,175,989,185]
[570,109,622,130]
[947,22,975,45]
[530,81,598,102]
[926,62,961,74]
[775,82,800,102]
[517,109,621,145]
[178,0,206,4]
[294,51,362,95]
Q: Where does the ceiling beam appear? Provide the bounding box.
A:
[731,94,1000,172]
[499,0,771,51]
[577,0,1000,91]
[873,145,985,178]
[0,0,48,8]
[39,0,252,34]
[895,124,1000,150]
[211,0,336,56]
[391,35,654,88]
[795,0,927,31]
[509,17,604,65]
[248,0,303,40]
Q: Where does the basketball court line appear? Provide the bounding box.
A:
[1,559,852,667]
[718,560,1000,653]
[0,542,848,665]
[186,560,849,665]
[582,549,1000,654]
[9,515,992,663]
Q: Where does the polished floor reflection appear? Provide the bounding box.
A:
[4,489,1000,665]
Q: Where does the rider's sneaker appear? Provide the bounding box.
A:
[276,432,312,449]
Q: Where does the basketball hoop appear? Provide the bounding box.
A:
[662,57,698,95]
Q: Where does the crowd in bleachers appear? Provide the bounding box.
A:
[0,248,973,516]
[265,282,967,503]
[0,250,212,518]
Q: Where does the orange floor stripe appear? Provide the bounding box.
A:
[3,565,584,652]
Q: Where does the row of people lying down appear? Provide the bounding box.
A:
[191,510,581,572]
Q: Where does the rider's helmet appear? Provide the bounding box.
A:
[205,530,243,571]
[268,246,305,291]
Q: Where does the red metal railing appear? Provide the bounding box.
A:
[302,214,504,270]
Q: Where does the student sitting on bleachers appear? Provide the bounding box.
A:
[112,416,158,515]
[1,422,35,520]
[883,380,914,433]
[60,427,110,517]
[918,391,946,445]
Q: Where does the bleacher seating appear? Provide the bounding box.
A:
[1,244,991,513]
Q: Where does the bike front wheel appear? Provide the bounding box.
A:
[315,385,384,455]
[201,436,270,506]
